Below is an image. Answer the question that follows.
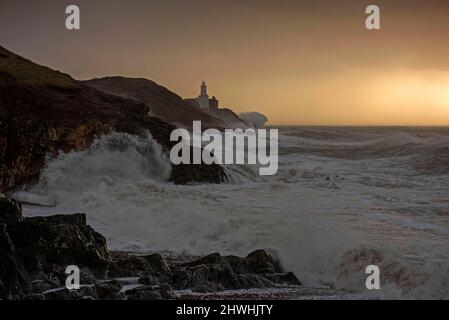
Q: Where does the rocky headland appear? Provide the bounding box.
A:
[0,45,226,193]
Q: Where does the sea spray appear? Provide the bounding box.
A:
[15,127,449,299]
[14,132,171,206]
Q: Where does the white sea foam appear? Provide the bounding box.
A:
[15,128,449,299]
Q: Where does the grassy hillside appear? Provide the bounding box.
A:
[0,46,79,89]
[84,77,227,129]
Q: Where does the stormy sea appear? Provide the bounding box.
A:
[14,126,449,299]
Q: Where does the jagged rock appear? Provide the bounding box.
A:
[264,272,302,285]
[181,252,223,268]
[33,266,97,289]
[22,213,87,225]
[30,277,61,293]
[43,285,98,301]
[7,213,111,277]
[190,283,224,293]
[246,249,282,274]
[79,267,97,285]
[42,288,75,301]
[169,146,227,184]
[0,197,22,225]
[94,280,124,300]
[232,273,274,289]
[126,284,175,300]
[174,264,232,292]
[0,223,30,299]
[181,250,281,275]
[126,249,301,294]
[108,252,152,277]
[141,253,171,274]
[172,250,299,291]
[22,293,46,300]
[138,275,160,286]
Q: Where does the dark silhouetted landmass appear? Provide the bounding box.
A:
[0,45,225,192]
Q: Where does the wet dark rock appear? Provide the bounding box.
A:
[108,252,152,278]
[169,250,298,291]
[0,197,23,225]
[22,293,46,300]
[182,252,223,267]
[22,213,87,225]
[79,267,97,285]
[180,250,281,276]
[42,288,73,301]
[246,249,282,274]
[31,277,61,293]
[141,253,171,274]
[170,161,227,185]
[174,263,233,290]
[190,283,224,293]
[169,145,227,185]
[138,274,160,286]
[43,285,98,301]
[7,213,111,277]
[115,249,303,297]
[126,284,175,300]
[264,272,302,285]
[95,280,124,300]
[0,223,30,299]
[232,273,274,289]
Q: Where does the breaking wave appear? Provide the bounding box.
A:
[14,127,449,299]
[14,132,171,207]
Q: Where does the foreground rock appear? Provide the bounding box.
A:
[111,250,301,297]
[0,223,30,299]
[0,197,22,225]
[0,197,301,300]
[8,214,111,278]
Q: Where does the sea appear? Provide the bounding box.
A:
[14,126,449,299]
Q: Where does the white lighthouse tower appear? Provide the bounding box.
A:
[197,81,210,110]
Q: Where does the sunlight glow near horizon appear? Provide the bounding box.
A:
[224,69,449,126]
[384,73,449,109]
[2,0,449,126]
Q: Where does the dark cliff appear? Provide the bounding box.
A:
[0,46,226,192]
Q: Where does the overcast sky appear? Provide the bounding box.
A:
[1,0,449,125]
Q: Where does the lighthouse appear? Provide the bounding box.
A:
[197,81,210,110]
[185,81,219,110]
[200,81,207,96]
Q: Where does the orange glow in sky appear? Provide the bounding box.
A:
[1,0,449,125]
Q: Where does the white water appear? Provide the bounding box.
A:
[14,128,449,299]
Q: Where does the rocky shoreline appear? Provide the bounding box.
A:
[0,45,301,301]
[0,196,302,300]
